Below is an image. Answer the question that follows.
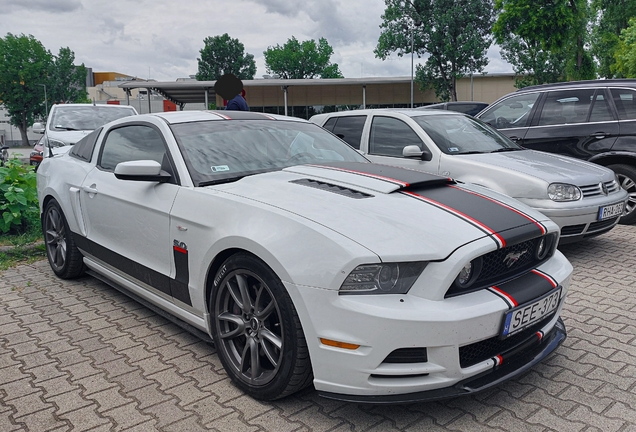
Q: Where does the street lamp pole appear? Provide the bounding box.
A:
[37,84,48,119]
[410,26,414,108]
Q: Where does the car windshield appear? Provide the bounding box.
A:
[49,106,137,132]
[412,114,523,154]
[170,120,369,186]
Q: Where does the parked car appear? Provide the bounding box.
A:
[30,137,44,167]
[418,101,489,116]
[475,79,636,224]
[38,110,571,403]
[32,103,138,166]
[310,109,628,244]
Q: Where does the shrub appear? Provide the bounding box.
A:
[0,158,39,234]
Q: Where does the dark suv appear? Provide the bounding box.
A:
[476,80,636,224]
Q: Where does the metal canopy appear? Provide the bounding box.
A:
[118,77,415,108]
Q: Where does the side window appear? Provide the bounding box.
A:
[479,93,539,129]
[589,92,614,122]
[369,116,423,157]
[322,117,337,132]
[99,125,167,172]
[70,128,102,162]
[611,88,636,120]
[537,89,595,126]
[330,116,365,150]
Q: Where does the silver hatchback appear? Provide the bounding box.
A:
[310,109,628,244]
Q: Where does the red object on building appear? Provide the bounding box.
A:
[163,100,177,112]
[106,100,120,105]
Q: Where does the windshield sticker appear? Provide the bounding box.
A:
[211,165,230,172]
[448,147,460,152]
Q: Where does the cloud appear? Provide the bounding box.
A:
[0,0,82,14]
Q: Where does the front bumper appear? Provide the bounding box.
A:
[319,318,566,404]
[285,253,571,401]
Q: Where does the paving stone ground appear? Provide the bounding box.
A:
[1,225,636,431]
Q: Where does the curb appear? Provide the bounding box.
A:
[0,241,45,254]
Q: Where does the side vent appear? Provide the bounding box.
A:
[290,179,373,199]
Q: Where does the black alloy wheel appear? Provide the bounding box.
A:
[42,200,84,278]
[211,253,312,400]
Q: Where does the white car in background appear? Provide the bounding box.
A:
[32,103,138,161]
[37,110,571,403]
[310,109,628,244]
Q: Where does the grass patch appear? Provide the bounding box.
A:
[0,243,46,271]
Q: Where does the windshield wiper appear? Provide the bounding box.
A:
[199,175,247,186]
[490,148,523,153]
[54,126,81,131]
[454,151,484,155]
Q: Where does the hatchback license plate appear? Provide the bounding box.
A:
[501,287,561,338]
[598,202,625,221]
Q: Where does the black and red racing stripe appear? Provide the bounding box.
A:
[312,162,547,249]
[487,269,559,310]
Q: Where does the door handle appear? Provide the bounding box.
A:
[509,136,521,142]
[592,133,607,139]
[82,185,98,194]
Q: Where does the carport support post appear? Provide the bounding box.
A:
[283,86,288,116]
[125,89,130,106]
[147,88,152,113]
[362,85,366,109]
[204,89,209,110]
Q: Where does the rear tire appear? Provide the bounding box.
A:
[42,200,84,278]
[609,164,636,225]
[210,253,313,400]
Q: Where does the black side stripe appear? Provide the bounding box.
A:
[74,234,191,306]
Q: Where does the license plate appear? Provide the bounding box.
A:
[501,287,562,338]
[598,202,625,221]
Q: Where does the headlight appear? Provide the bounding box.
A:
[44,137,67,148]
[452,257,483,290]
[547,183,581,201]
[339,262,428,295]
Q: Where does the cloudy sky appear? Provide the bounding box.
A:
[0,0,513,82]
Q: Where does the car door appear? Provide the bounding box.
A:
[364,115,439,172]
[610,87,636,153]
[80,122,180,300]
[521,88,618,160]
[322,115,366,150]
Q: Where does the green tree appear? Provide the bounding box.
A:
[591,0,636,78]
[614,18,636,77]
[0,33,52,146]
[375,0,494,102]
[493,0,594,88]
[263,37,343,79]
[48,47,89,104]
[196,33,256,81]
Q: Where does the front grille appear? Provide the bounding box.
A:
[561,224,585,236]
[580,180,619,198]
[587,217,619,233]
[290,179,373,199]
[382,348,428,364]
[459,313,555,368]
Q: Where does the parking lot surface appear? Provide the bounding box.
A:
[1,226,636,431]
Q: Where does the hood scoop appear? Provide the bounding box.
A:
[290,178,373,199]
[285,162,454,194]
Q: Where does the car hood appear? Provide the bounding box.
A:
[213,162,552,261]
[48,129,93,146]
[458,149,615,184]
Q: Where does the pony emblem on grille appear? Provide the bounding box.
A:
[503,250,527,268]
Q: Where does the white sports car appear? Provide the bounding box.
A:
[37,110,572,403]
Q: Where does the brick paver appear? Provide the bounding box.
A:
[1,225,636,431]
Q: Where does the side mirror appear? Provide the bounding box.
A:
[32,123,45,134]
[403,145,433,161]
[114,160,171,183]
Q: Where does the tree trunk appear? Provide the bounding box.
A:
[451,77,458,101]
[18,126,30,147]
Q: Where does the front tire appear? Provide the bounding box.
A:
[609,164,636,225]
[210,253,313,400]
[42,200,84,278]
